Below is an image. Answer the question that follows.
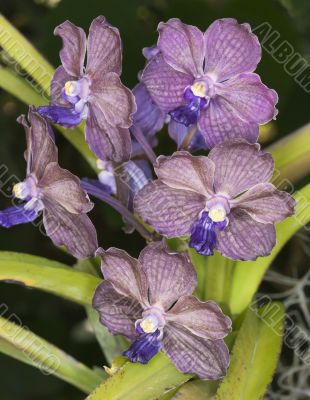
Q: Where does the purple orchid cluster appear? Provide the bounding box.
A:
[0,15,296,379]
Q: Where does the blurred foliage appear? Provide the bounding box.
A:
[0,0,309,398]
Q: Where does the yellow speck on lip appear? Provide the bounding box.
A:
[64,81,76,96]
[191,81,207,97]
[209,206,226,222]
[12,183,24,199]
[140,318,157,333]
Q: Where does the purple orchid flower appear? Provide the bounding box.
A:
[38,16,136,162]
[134,141,295,261]
[139,46,207,152]
[0,108,98,259]
[141,18,278,148]
[93,241,231,379]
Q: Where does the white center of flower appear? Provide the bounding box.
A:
[140,316,159,333]
[191,81,207,98]
[64,81,79,97]
[208,204,227,222]
[12,182,30,200]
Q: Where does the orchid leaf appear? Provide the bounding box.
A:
[215,302,285,400]
[85,352,191,400]
[0,252,100,306]
[0,315,103,393]
[268,123,310,187]
[75,259,128,365]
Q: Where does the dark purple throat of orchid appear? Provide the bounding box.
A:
[38,78,90,128]
[123,308,164,364]
[189,198,229,256]
[169,81,210,127]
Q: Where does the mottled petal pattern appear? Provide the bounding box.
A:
[90,72,136,128]
[205,18,261,81]
[93,281,142,340]
[198,96,259,148]
[43,201,98,259]
[39,162,93,214]
[18,110,58,180]
[86,102,131,162]
[158,18,204,76]
[155,151,215,196]
[216,208,276,260]
[209,141,274,198]
[163,323,230,379]
[54,20,86,77]
[216,73,278,124]
[142,54,193,113]
[86,15,122,78]
[134,180,205,237]
[96,247,148,304]
[138,242,197,310]
[232,182,296,224]
[167,296,231,339]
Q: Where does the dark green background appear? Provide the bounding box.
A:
[0,0,309,398]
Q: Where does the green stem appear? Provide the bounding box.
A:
[0,13,54,93]
[268,123,310,187]
[0,252,100,306]
[85,352,191,400]
[0,316,103,393]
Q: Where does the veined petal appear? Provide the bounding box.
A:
[0,204,38,228]
[43,201,98,259]
[216,208,276,261]
[232,182,295,224]
[204,18,261,81]
[51,66,74,106]
[163,323,230,379]
[198,96,259,148]
[138,242,197,310]
[141,54,193,113]
[208,141,274,198]
[167,296,231,340]
[39,162,93,214]
[93,280,142,340]
[155,151,215,196]
[86,16,122,78]
[95,247,148,305]
[18,108,58,180]
[86,102,131,162]
[90,72,136,128]
[132,82,166,139]
[216,73,278,124]
[134,180,205,238]
[158,18,204,76]
[54,20,86,77]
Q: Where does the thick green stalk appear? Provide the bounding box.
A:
[0,252,100,306]
[85,352,191,400]
[0,14,54,93]
[215,303,285,400]
[268,123,310,187]
[0,316,103,393]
